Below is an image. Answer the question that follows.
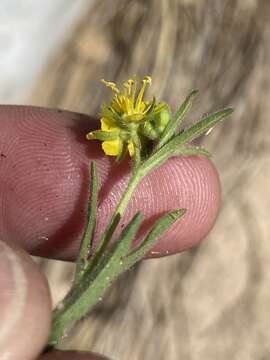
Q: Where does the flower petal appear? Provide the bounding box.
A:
[102,139,122,156]
[101,117,118,131]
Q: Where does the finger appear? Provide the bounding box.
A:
[0,240,51,360]
[40,350,109,360]
[0,106,220,260]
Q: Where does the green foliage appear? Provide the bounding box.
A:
[47,89,233,349]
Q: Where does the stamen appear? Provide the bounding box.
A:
[123,79,135,97]
[135,76,152,111]
[143,76,152,85]
[130,79,137,109]
[101,79,120,93]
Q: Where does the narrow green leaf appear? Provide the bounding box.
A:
[110,212,143,257]
[74,162,98,284]
[85,212,143,284]
[172,107,234,146]
[48,213,143,346]
[86,212,121,273]
[84,211,143,282]
[157,90,199,149]
[141,107,233,177]
[175,146,211,157]
[89,169,143,271]
[53,213,143,322]
[122,208,186,270]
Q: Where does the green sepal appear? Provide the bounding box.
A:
[116,141,128,162]
[156,105,171,133]
[124,114,145,122]
[89,130,119,141]
[145,96,156,115]
[141,121,160,140]
[101,104,128,129]
[140,105,170,140]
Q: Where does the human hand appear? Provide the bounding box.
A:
[0,106,220,359]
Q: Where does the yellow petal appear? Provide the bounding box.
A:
[127,141,135,156]
[102,139,122,156]
[101,117,118,131]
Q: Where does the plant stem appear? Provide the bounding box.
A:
[114,168,142,217]
[44,81,234,353]
[86,167,143,272]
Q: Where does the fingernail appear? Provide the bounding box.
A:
[0,240,27,345]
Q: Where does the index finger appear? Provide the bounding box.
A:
[0,106,220,260]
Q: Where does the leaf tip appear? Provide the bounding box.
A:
[170,208,187,220]
[191,89,199,97]
[224,107,234,115]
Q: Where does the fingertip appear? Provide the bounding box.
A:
[146,155,221,257]
[93,154,221,258]
[0,106,221,260]
[0,240,52,360]
[40,350,110,360]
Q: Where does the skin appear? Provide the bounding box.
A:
[0,106,221,360]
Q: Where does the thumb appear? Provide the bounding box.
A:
[40,350,110,360]
[0,240,51,360]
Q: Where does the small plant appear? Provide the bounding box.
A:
[46,76,233,350]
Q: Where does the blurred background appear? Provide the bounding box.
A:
[1,0,270,359]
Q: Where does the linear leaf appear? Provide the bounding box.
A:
[110,212,143,257]
[85,212,143,284]
[74,162,98,284]
[122,208,186,270]
[172,107,234,146]
[141,107,233,176]
[48,213,143,346]
[175,146,211,157]
[157,89,199,149]
[86,212,121,273]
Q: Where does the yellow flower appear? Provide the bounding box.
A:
[86,76,169,160]
[101,76,154,122]
[99,117,135,157]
